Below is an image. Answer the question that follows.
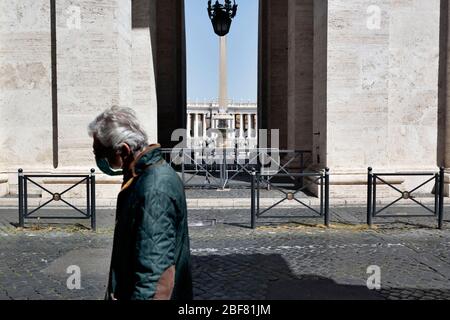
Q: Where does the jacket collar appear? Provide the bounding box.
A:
[121,144,162,191]
[130,143,162,177]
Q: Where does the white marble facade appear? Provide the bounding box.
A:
[186,101,258,150]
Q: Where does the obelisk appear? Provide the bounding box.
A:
[215,36,233,148]
[218,36,227,113]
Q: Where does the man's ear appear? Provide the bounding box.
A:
[120,144,132,158]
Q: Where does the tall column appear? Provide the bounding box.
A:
[132,0,158,143]
[247,114,252,139]
[203,113,207,137]
[258,0,289,149]
[156,0,186,148]
[232,115,236,140]
[255,113,258,141]
[287,0,313,151]
[439,0,450,195]
[239,113,244,138]
[219,36,228,113]
[186,113,191,138]
[194,113,199,138]
[313,0,440,196]
[0,0,53,173]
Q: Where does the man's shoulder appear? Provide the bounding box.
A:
[136,163,184,197]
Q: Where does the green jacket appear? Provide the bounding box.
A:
[106,144,193,300]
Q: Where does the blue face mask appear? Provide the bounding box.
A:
[96,158,123,176]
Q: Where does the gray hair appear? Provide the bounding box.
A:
[88,106,149,154]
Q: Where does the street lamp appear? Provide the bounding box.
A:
[207,0,238,37]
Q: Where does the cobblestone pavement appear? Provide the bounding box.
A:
[1,206,450,300]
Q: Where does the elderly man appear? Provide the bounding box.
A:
[88,106,193,300]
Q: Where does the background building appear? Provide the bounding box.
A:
[186,101,257,150]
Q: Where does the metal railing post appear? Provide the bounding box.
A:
[372,173,377,221]
[24,174,28,217]
[438,167,445,230]
[324,168,330,227]
[86,173,91,219]
[367,167,373,227]
[257,171,260,215]
[18,169,24,228]
[434,173,439,216]
[320,172,324,216]
[251,168,256,229]
[90,168,96,231]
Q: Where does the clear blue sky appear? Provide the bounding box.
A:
[185,0,258,102]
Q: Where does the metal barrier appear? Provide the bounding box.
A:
[250,168,330,229]
[18,168,96,231]
[367,167,445,229]
[161,148,312,190]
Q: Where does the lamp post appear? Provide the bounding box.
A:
[207,0,238,149]
[207,0,238,37]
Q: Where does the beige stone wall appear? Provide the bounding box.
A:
[56,0,133,171]
[323,0,440,173]
[0,0,160,198]
[0,0,53,171]
[0,1,159,171]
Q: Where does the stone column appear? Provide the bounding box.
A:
[55,0,134,170]
[219,36,228,113]
[232,115,236,140]
[287,0,313,151]
[255,113,258,141]
[132,0,158,143]
[259,0,289,150]
[438,0,450,195]
[0,0,53,177]
[186,113,191,138]
[203,113,207,138]
[239,113,244,139]
[313,0,440,197]
[155,0,186,148]
[247,114,252,139]
[194,113,199,138]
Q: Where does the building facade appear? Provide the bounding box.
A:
[186,101,257,150]
[1,0,450,199]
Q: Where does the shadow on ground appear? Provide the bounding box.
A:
[191,254,384,300]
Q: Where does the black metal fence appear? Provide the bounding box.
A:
[250,168,330,229]
[161,148,312,190]
[18,168,96,231]
[367,167,445,229]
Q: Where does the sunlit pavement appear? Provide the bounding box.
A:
[0,207,450,300]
